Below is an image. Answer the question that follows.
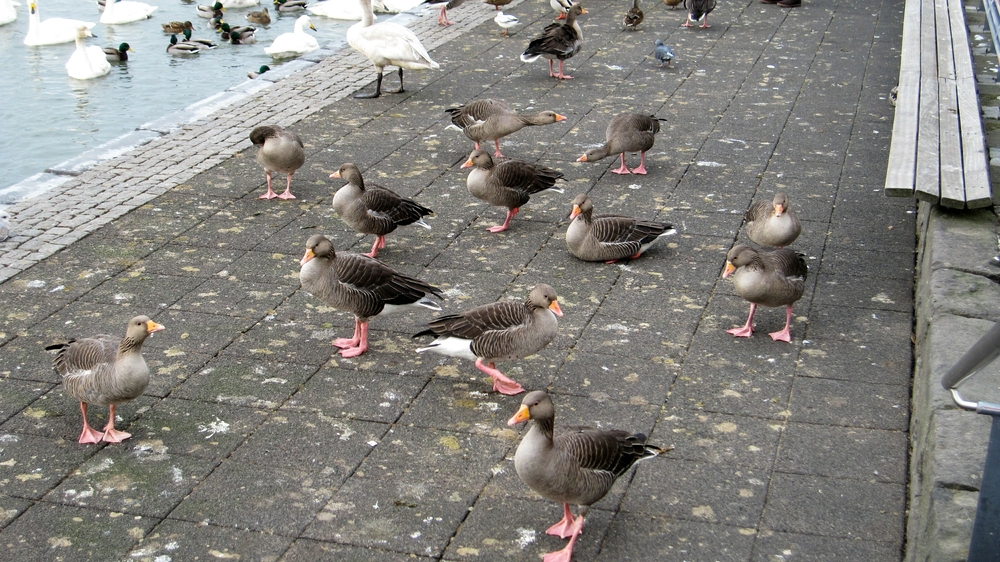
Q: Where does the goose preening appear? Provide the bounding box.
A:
[46,316,165,444]
[330,162,434,258]
[423,0,463,26]
[66,26,111,80]
[493,10,517,36]
[722,244,807,342]
[196,1,224,18]
[462,149,565,233]
[24,2,95,46]
[300,234,442,358]
[682,0,715,28]
[264,14,318,58]
[508,391,671,560]
[577,113,665,175]
[414,284,562,395]
[744,192,801,248]
[167,33,201,54]
[246,6,270,23]
[623,0,642,30]
[654,39,674,67]
[103,41,133,61]
[445,98,566,158]
[100,0,157,24]
[248,64,270,78]
[347,0,439,98]
[161,20,192,33]
[520,3,586,80]
[249,125,305,200]
[566,194,676,263]
[0,0,18,26]
[550,0,572,19]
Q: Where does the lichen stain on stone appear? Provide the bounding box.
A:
[714,422,738,433]
[438,435,462,451]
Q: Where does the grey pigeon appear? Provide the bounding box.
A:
[654,40,674,67]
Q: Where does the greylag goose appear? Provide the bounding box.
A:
[723,244,807,342]
[508,391,670,561]
[654,40,674,67]
[576,113,665,175]
[744,192,801,248]
[300,234,442,358]
[46,316,165,444]
[682,0,715,28]
[566,194,676,263]
[423,0,464,26]
[414,284,562,395]
[520,3,586,80]
[103,42,133,62]
[462,149,565,233]
[330,163,434,258]
[445,99,567,158]
[249,125,305,200]
[623,0,643,30]
[348,0,439,99]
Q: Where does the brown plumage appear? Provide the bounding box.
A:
[663,0,683,8]
[445,99,567,158]
[722,244,807,342]
[246,7,270,25]
[162,20,193,34]
[414,284,563,395]
[683,0,716,28]
[330,163,433,258]
[577,113,665,175]
[462,149,565,232]
[566,194,676,262]
[46,316,165,444]
[744,192,802,248]
[483,0,512,9]
[623,0,643,30]
[519,3,587,80]
[508,391,670,561]
[250,125,306,200]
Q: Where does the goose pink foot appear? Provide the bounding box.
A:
[364,236,387,258]
[438,6,454,25]
[334,322,369,357]
[542,516,585,562]
[77,403,104,444]
[260,172,279,199]
[101,404,131,443]
[276,175,296,200]
[768,305,794,342]
[630,152,649,174]
[727,303,757,338]
[493,139,504,158]
[611,153,631,174]
[546,504,577,538]
[553,60,573,80]
[488,208,519,232]
[476,359,525,395]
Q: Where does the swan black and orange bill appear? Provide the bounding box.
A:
[507,403,530,426]
[300,247,315,266]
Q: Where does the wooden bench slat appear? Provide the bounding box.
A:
[939,78,967,207]
[915,0,941,202]
[885,72,921,197]
[951,0,993,207]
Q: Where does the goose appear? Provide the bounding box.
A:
[300,234,442,358]
[274,0,307,12]
[182,27,218,48]
[623,0,642,30]
[248,64,270,78]
[566,194,676,263]
[654,39,674,67]
[550,0,572,19]
[1,0,19,25]
[744,192,801,248]
[161,20,193,33]
[576,113,665,175]
[446,99,566,158]
[46,316,165,444]
[264,14,318,58]
[483,0,511,9]
[103,41,133,61]
[462,149,565,233]
[682,0,715,28]
[100,0,157,24]
[519,3,586,80]
[246,6,270,23]
[493,10,517,36]
[423,0,463,26]
[167,33,202,54]
[508,391,670,561]
[223,0,259,6]
[414,284,562,395]
[250,125,305,200]
[229,29,257,43]
[723,244,807,342]
[66,26,111,80]
[197,1,224,18]
[24,2,95,46]
[330,163,434,258]
[347,0,439,98]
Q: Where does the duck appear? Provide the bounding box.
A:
[483,0,511,9]
[446,99,566,158]
[330,163,434,258]
[229,29,256,43]
[654,39,674,67]
[550,0,572,19]
[246,6,270,23]
[462,149,565,233]
[423,0,463,26]
[300,234,442,358]
[24,2,95,46]
[682,0,715,28]
[519,3,586,80]
[196,1,224,18]
[623,0,642,30]
[248,64,270,78]
[161,20,193,33]
[493,10,517,36]
[566,194,676,263]
[576,113,665,175]
[103,41,133,61]
[264,14,318,58]
[219,22,257,40]
[100,0,157,25]
[182,27,218,48]
[744,192,801,248]
[223,0,259,7]
[414,284,562,395]
[507,391,670,561]
[66,26,111,80]
[45,316,165,444]
[167,33,201,54]
[249,125,305,199]
[274,0,307,12]
[1,0,19,26]
[663,0,682,7]
[722,244,808,342]
[347,0,439,98]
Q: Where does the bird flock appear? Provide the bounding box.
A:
[37,1,813,560]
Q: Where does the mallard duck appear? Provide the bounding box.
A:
[347,0,439,98]
[577,113,665,175]
[519,3,586,80]
[167,33,201,55]
[462,149,565,232]
[274,0,307,11]
[46,316,165,443]
[723,244,807,342]
[103,41,133,61]
[66,26,110,80]
[445,99,566,158]
[682,0,715,28]
[196,1,224,18]
[246,6,270,23]
[264,14,318,58]
[300,234,442,358]
[248,64,270,78]
[744,192,802,248]
[100,0,157,24]
[182,27,218,48]
[423,0,463,26]
[249,125,305,199]
[494,10,517,36]
[623,0,642,30]
[24,2,95,46]
[654,39,674,67]
[229,29,256,44]
[0,0,18,26]
[161,20,193,33]
[415,285,562,395]
[566,194,675,263]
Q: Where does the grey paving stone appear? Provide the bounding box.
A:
[168,353,320,410]
[650,407,782,470]
[597,513,756,562]
[282,538,425,561]
[775,422,908,483]
[751,530,901,562]
[282,366,430,424]
[0,433,96,500]
[129,519,293,561]
[128,397,268,461]
[789,377,909,431]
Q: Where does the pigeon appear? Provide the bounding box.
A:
[654,40,674,67]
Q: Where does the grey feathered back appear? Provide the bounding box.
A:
[446,99,564,144]
[465,150,565,211]
[744,192,802,248]
[684,0,716,20]
[726,245,807,308]
[250,125,305,175]
[332,163,433,238]
[566,194,675,261]
[583,113,665,161]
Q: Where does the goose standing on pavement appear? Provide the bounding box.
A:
[348,0,439,98]
[46,316,165,444]
[423,0,463,26]
[744,192,801,248]
[330,163,433,258]
[24,2,95,46]
[415,284,562,395]
[566,194,675,263]
[446,98,566,158]
[462,149,565,233]
[682,0,715,28]
[723,244,807,342]
[508,391,670,560]
[250,125,305,200]
[264,14,318,58]
[577,113,664,175]
[494,10,517,35]
[623,0,642,30]
[300,234,442,358]
[520,3,586,80]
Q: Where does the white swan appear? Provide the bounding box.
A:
[307,0,387,20]
[263,14,318,58]
[347,0,438,98]
[100,0,156,24]
[221,0,258,7]
[24,2,95,46]
[66,26,111,80]
[0,0,20,26]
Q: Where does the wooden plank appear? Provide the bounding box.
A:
[938,78,966,207]
[936,0,956,80]
[899,0,923,75]
[915,0,941,202]
[951,0,993,207]
[885,73,921,196]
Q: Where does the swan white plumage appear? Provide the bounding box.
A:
[100,0,157,24]
[307,0,387,20]
[221,0,258,7]
[66,26,111,80]
[347,0,438,98]
[0,0,20,26]
[263,14,318,58]
[24,2,95,46]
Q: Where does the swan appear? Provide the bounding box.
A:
[222,0,258,6]
[66,26,111,80]
[263,14,318,58]
[0,0,19,26]
[347,0,438,98]
[100,0,157,24]
[24,2,95,46]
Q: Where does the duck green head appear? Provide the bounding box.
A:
[259,65,270,73]
[169,34,179,45]
[213,2,224,10]
[119,42,132,52]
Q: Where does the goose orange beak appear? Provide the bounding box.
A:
[555,113,567,122]
[570,205,581,219]
[300,248,316,266]
[507,404,530,426]
[722,261,736,278]
[774,203,784,217]
[576,154,588,162]
[330,171,341,179]
[146,320,165,334]
[461,157,474,169]
[549,300,563,317]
